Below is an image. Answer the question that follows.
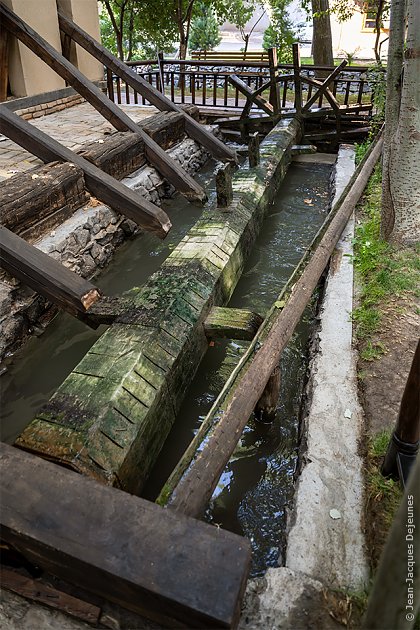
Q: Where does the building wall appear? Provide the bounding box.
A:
[5,0,103,98]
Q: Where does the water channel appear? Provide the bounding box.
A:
[0,157,333,576]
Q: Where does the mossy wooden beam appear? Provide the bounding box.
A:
[291,144,317,155]
[203,307,263,341]
[15,118,301,495]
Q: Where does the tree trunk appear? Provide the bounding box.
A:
[374,0,386,64]
[386,0,420,244]
[381,0,406,239]
[311,0,334,68]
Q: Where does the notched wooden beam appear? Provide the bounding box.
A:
[204,306,263,341]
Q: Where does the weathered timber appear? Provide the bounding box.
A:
[159,131,384,518]
[140,110,185,149]
[57,10,236,163]
[0,444,251,629]
[0,3,206,203]
[255,365,281,423]
[16,118,301,494]
[248,132,260,167]
[292,43,302,117]
[0,106,171,238]
[0,162,89,240]
[204,307,263,341]
[291,144,317,155]
[0,569,101,625]
[215,163,233,208]
[268,47,281,114]
[0,226,101,320]
[228,75,274,117]
[78,132,146,180]
[302,60,347,112]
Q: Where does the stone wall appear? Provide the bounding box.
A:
[0,137,209,363]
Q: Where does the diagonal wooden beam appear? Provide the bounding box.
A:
[228,74,274,117]
[0,2,206,203]
[0,106,171,239]
[0,225,101,322]
[57,9,236,164]
[302,60,347,112]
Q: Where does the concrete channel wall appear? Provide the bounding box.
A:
[16,118,301,495]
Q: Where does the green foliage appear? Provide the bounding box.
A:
[262,0,298,62]
[352,164,420,344]
[189,3,221,52]
[367,63,387,131]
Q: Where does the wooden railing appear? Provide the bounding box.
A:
[106,57,375,113]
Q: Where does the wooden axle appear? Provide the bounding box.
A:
[203,307,263,341]
[0,226,101,322]
[57,9,237,164]
[159,131,385,518]
[0,2,206,203]
[0,443,251,629]
[0,106,171,239]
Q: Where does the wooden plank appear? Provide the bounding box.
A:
[159,131,384,518]
[0,162,89,240]
[204,307,263,340]
[0,3,205,203]
[0,106,171,238]
[0,443,251,629]
[0,569,101,625]
[0,226,101,320]
[57,10,236,163]
[228,74,274,116]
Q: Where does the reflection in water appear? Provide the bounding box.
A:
[143,162,333,576]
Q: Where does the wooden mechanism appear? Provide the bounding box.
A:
[204,307,263,341]
[0,443,251,629]
[158,131,384,518]
[56,9,237,164]
[0,226,102,323]
[0,1,206,203]
[0,106,172,238]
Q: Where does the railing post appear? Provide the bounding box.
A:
[106,67,115,102]
[382,340,420,486]
[157,51,165,96]
[292,42,302,117]
[268,47,280,114]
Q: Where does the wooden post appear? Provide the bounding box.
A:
[0,24,9,102]
[215,162,233,208]
[248,131,260,167]
[255,365,281,423]
[382,339,420,485]
[292,42,302,117]
[157,51,165,95]
[268,47,280,114]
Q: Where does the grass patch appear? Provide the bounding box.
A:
[352,163,420,347]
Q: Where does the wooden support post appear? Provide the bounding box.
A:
[248,131,260,167]
[292,42,302,117]
[0,23,9,102]
[204,307,263,341]
[255,365,281,423]
[56,10,236,163]
[0,106,172,239]
[157,51,165,95]
[160,131,384,519]
[0,443,251,629]
[215,163,233,208]
[0,2,206,203]
[0,226,101,322]
[382,339,420,486]
[268,47,280,114]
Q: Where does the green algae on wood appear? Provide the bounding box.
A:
[16,118,301,494]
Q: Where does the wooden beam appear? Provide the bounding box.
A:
[0,443,251,629]
[0,106,171,238]
[267,47,280,114]
[0,226,101,321]
[56,10,236,164]
[0,569,101,625]
[204,307,263,341]
[159,131,384,518]
[228,75,274,117]
[0,2,206,203]
[302,60,347,112]
[248,132,260,167]
[291,144,317,155]
[292,43,302,117]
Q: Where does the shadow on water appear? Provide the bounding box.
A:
[0,162,217,443]
[142,161,333,576]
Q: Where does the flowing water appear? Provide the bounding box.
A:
[0,158,333,576]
